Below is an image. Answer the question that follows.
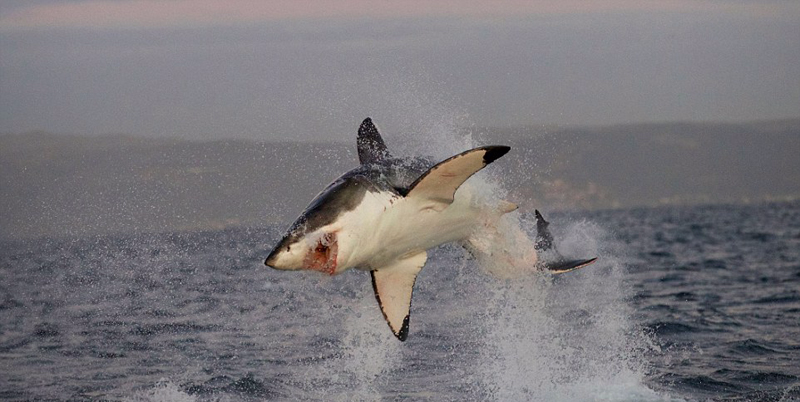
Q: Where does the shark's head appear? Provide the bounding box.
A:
[265,174,369,275]
[265,228,339,274]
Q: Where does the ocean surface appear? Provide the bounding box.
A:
[1,201,799,401]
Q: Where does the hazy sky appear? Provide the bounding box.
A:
[1,0,799,141]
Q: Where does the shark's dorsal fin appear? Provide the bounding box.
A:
[357,117,390,165]
[370,251,427,341]
[405,145,510,204]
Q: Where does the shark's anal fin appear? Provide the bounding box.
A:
[357,117,391,164]
[370,251,427,341]
[405,145,510,204]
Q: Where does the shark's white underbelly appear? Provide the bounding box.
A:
[336,186,483,271]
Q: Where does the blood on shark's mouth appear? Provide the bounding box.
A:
[304,232,338,275]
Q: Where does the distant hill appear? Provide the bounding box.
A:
[479,119,800,211]
[2,120,799,240]
[0,133,353,240]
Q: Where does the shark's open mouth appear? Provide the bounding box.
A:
[304,232,338,275]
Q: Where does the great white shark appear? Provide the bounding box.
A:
[265,118,596,340]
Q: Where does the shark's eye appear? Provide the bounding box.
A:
[286,245,291,251]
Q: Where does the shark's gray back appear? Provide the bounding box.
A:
[279,118,436,244]
[281,155,433,245]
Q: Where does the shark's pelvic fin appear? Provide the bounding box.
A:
[370,251,427,341]
[497,200,519,214]
[357,117,391,165]
[405,145,510,204]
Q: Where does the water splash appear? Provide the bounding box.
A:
[296,279,400,402]
[361,95,674,400]
[334,286,401,402]
[478,217,669,401]
[124,379,197,402]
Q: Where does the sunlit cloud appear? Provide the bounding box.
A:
[1,0,791,30]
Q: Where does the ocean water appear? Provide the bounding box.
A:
[1,200,799,401]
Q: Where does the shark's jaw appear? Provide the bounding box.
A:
[265,231,340,274]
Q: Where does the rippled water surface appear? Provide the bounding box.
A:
[1,201,799,401]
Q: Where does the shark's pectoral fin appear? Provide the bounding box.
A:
[370,252,427,341]
[405,146,510,204]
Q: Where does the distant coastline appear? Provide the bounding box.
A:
[2,119,799,240]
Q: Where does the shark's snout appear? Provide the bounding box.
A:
[264,248,280,268]
[264,238,306,270]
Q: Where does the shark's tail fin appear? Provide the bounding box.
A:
[534,209,555,253]
[464,206,596,278]
[534,210,597,274]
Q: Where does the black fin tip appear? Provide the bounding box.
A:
[482,146,511,164]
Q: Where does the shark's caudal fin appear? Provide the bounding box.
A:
[535,209,597,274]
[357,117,391,164]
[544,257,598,274]
[370,252,427,341]
[534,209,555,252]
[404,145,510,204]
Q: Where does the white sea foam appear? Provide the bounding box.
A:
[124,379,198,402]
[381,99,675,401]
[297,280,400,402]
[296,88,675,400]
[336,286,401,402]
[473,210,687,401]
